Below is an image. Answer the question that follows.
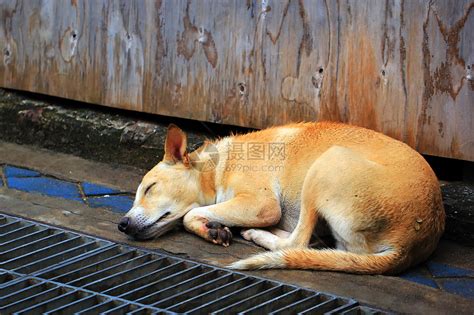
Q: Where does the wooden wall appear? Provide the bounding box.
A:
[0,0,473,161]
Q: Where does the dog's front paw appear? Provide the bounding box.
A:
[206,221,232,247]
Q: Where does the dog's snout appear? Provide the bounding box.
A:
[118,217,131,233]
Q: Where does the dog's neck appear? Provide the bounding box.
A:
[194,137,231,206]
[197,168,217,206]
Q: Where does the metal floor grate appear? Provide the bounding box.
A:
[0,214,386,314]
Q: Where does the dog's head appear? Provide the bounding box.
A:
[118,124,208,240]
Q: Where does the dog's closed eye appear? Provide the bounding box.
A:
[144,183,156,195]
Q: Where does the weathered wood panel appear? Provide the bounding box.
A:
[0,0,473,160]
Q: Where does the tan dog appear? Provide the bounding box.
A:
[118,122,445,274]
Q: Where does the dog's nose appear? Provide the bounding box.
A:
[118,217,130,233]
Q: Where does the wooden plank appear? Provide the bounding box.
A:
[0,0,473,161]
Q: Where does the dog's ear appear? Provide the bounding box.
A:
[164,124,188,164]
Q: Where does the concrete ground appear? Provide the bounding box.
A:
[1,141,473,314]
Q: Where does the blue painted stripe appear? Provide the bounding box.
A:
[438,279,474,299]
[427,261,474,278]
[4,166,41,178]
[87,195,134,213]
[82,182,121,196]
[400,274,439,289]
[399,266,439,289]
[7,177,82,200]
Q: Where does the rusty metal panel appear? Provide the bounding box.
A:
[0,0,473,161]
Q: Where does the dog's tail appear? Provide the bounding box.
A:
[228,248,402,274]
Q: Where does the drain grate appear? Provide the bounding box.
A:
[0,214,387,314]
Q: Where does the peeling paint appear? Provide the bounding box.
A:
[59,28,78,62]
[176,1,217,68]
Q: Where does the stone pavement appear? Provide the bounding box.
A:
[1,141,473,314]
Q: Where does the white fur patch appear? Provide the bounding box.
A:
[216,186,234,204]
[133,184,144,207]
[186,205,220,222]
[126,205,155,227]
[275,126,300,141]
[156,163,170,170]
[228,251,286,270]
[272,179,282,203]
[213,137,231,176]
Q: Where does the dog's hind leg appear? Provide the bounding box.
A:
[243,192,318,251]
[244,160,322,251]
[242,147,376,252]
[274,146,384,253]
[269,227,291,238]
